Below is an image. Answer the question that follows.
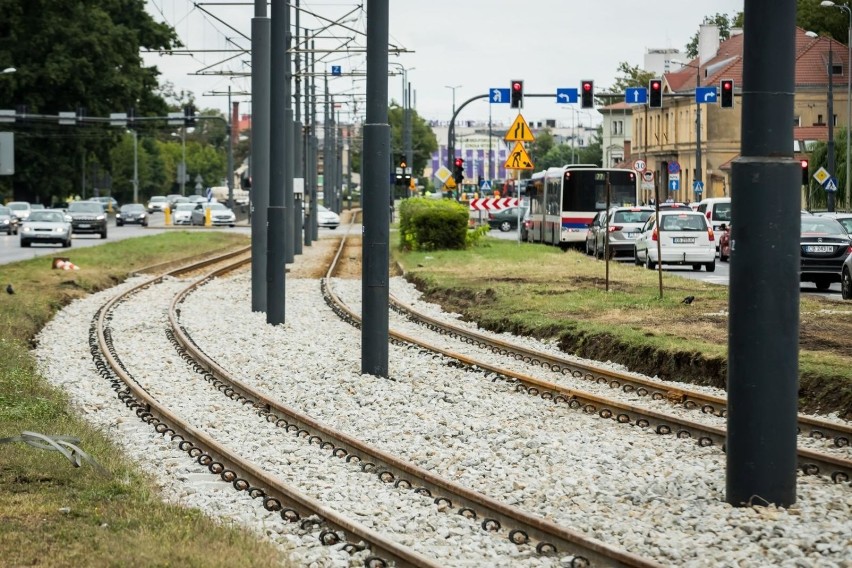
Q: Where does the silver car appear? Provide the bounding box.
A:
[20,209,72,248]
[190,202,236,227]
[0,206,20,235]
[586,206,654,259]
[7,201,31,222]
[316,205,340,229]
[172,202,195,225]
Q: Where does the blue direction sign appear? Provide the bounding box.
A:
[625,87,647,105]
[824,176,839,192]
[695,86,717,103]
[693,180,704,194]
[669,179,680,191]
[331,65,342,76]
[490,88,510,104]
[556,88,578,103]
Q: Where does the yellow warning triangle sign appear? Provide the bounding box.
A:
[504,114,535,142]
[504,141,535,170]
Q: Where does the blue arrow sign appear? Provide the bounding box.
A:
[693,180,704,194]
[695,86,717,103]
[490,88,510,104]
[625,87,647,104]
[824,176,839,192]
[556,88,578,103]
[669,179,680,191]
[331,65,342,76]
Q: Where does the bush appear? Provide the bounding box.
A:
[399,197,471,251]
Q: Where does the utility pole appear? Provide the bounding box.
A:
[294,4,304,254]
[362,0,390,377]
[727,0,799,508]
[251,0,271,313]
[310,40,319,242]
[227,86,235,210]
[828,43,837,212]
[131,129,139,204]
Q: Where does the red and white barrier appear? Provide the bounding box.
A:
[468,198,519,212]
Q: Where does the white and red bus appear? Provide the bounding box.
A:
[525,165,638,249]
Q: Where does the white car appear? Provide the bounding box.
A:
[20,209,72,248]
[172,203,195,225]
[316,205,340,229]
[147,196,168,213]
[633,210,716,272]
[190,202,236,226]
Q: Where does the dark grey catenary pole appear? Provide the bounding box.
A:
[727,0,799,507]
[362,0,390,377]
[251,0,271,313]
[283,2,295,266]
[301,23,312,247]
[310,40,319,241]
[267,0,288,325]
[293,7,304,254]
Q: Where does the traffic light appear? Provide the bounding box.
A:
[184,105,196,126]
[649,79,662,108]
[510,80,524,109]
[395,157,406,186]
[580,80,594,109]
[453,157,465,184]
[720,79,734,108]
[801,159,809,185]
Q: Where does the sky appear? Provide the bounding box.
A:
[143,0,745,128]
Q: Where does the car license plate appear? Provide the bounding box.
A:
[78,224,90,228]
[626,232,638,238]
[805,245,834,253]
[672,237,695,244]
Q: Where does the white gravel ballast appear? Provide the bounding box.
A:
[34,264,852,567]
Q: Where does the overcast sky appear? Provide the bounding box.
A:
[143,0,744,127]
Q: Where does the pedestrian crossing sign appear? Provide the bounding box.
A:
[480,180,492,191]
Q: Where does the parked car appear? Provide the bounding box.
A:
[19,209,72,248]
[0,206,20,235]
[116,203,148,226]
[89,196,119,212]
[718,224,731,262]
[696,197,732,248]
[815,212,852,235]
[7,201,31,222]
[586,206,654,259]
[488,206,527,232]
[172,202,195,225]
[190,202,236,227]
[633,210,716,272]
[799,216,852,290]
[147,196,168,213]
[316,205,340,229]
[842,253,852,299]
[29,203,45,211]
[166,194,185,211]
[67,201,108,238]
[188,195,207,205]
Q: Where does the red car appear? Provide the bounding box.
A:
[718,224,731,262]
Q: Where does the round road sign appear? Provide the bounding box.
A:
[642,171,654,182]
[633,159,647,173]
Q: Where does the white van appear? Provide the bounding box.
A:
[697,197,731,250]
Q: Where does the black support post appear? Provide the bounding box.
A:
[727,0,799,507]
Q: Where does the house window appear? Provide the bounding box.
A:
[818,114,824,125]
[794,115,801,127]
[612,120,623,135]
[833,64,843,75]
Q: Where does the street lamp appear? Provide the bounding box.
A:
[672,59,703,200]
[445,84,462,161]
[1,67,15,74]
[171,130,187,195]
[821,1,852,211]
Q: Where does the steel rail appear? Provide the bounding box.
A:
[94,259,439,568]
[135,245,252,276]
[387,278,852,450]
[165,223,664,568]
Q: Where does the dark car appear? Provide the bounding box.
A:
[488,206,527,232]
[0,206,20,235]
[67,201,108,238]
[800,216,852,290]
[116,203,148,227]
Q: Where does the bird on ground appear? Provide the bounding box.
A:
[681,295,695,305]
[6,284,14,295]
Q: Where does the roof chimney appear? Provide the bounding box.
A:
[698,24,721,65]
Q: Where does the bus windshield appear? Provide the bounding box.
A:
[562,170,636,210]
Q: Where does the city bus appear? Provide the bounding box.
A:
[524,165,638,249]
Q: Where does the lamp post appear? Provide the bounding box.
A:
[821,1,852,211]
[445,84,461,160]
[128,130,139,204]
[171,130,187,195]
[673,59,703,201]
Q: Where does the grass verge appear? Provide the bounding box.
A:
[0,232,286,567]
[394,237,852,419]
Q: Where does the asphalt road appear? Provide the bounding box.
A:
[490,228,844,301]
[0,213,251,266]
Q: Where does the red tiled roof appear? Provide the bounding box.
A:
[599,101,631,111]
[794,125,829,141]
[663,28,848,93]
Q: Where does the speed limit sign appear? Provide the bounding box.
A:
[633,159,647,173]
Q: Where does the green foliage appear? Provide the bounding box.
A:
[398,197,470,251]
[611,62,658,92]
[685,12,741,58]
[387,103,439,178]
[796,0,849,44]
[807,128,850,210]
[0,0,180,204]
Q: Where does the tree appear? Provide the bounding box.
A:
[525,129,555,169]
[685,12,742,58]
[611,62,657,92]
[0,0,180,203]
[384,103,438,179]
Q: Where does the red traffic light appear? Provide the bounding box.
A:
[582,81,592,91]
[723,81,733,91]
[651,80,661,90]
[512,82,522,91]
[454,158,463,167]
[801,159,808,168]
